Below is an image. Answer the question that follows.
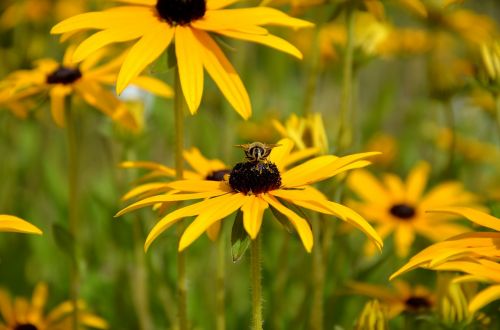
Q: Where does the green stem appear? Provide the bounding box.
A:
[310,215,324,330]
[250,234,263,330]
[271,234,290,330]
[174,68,188,330]
[66,97,80,330]
[337,4,356,153]
[443,100,456,178]
[216,228,226,330]
[495,92,500,136]
[303,28,321,116]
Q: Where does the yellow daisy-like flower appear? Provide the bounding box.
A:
[0,215,42,235]
[391,208,500,313]
[0,46,172,129]
[0,282,107,330]
[347,162,481,257]
[50,0,313,119]
[117,138,383,252]
[272,113,328,154]
[348,280,435,319]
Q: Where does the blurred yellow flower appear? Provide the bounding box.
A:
[0,47,172,130]
[364,133,398,167]
[348,280,435,318]
[347,162,482,257]
[272,113,328,154]
[354,299,388,330]
[0,215,42,235]
[391,208,500,313]
[117,139,382,252]
[51,0,313,119]
[0,282,107,330]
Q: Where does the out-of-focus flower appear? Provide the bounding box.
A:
[0,282,107,330]
[391,208,500,313]
[0,47,172,130]
[51,0,313,119]
[364,133,398,167]
[347,162,482,257]
[117,139,382,252]
[272,113,328,154]
[348,280,435,318]
[0,215,42,235]
[477,41,500,92]
[354,299,388,330]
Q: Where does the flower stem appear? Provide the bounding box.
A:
[443,100,456,178]
[174,67,188,330]
[65,96,80,330]
[250,234,263,330]
[337,4,356,152]
[216,228,226,330]
[310,214,324,330]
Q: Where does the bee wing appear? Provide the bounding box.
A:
[234,144,251,149]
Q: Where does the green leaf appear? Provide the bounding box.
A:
[52,224,76,264]
[231,210,251,263]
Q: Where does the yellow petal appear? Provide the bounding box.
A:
[116,23,174,94]
[206,0,240,10]
[121,182,171,201]
[394,224,415,258]
[468,285,500,313]
[0,215,42,235]
[120,161,175,175]
[183,148,219,176]
[427,207,500,232]
[115,0,155,5]
[405,161,430,203]
[179,193,246,251]
[131,76,173,98]
[175,26,204,114]
[262,194,313,252]
[166,180,228,192]
[206,222,221,241]
[347,169,390,204]
[49,85,71,127]
[268,138,294,168]
[79,313,109,329]
[242,195,268,239]
[193,29,251,119]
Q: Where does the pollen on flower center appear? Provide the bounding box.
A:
[404,296,432,313]
[46,66,82,85]
[14,324,38,330]
[389,203,416,220]
[228,161,281,195]
[155,0,206,26]
[206,169,231,181]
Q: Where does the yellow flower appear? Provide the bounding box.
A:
[354,299,388,330]
[0,215,42,235]
[347,162,481,257]
[0,282,107,330]
[117,138,383,252]
[0,47,172,130]
[364,133,398,167]
[390,208,500,313]
[51,0,313,119]
[272,112,328,154]
[348,280,435,318]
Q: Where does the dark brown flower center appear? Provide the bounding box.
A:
[14,324,38,330]
[156,0,206,26]
[229,161,281,195]
[206,169,231,181]
[404,296,432,313]
[46,66,82,85]
[389,203,416,220]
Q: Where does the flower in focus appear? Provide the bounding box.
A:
[51,0,313,119]
[0,282,107,330]
[347,162,482,257]
[391,208,500,313]
[0,46,172,130]
[348,280,435,318]
[272,112,328,154]
[117,138,383,252]
[0,215,42,235]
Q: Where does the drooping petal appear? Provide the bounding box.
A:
[130,76,174,98]
[49,85,72,127]
[116,23,174,94]
[175,26,204,114]
[468,285,500,313]
[394,224,415,258]
[0,215,42,235]
[262,194,313,252]
[193,29,251,119]
[242,195,268,239]
[179,193,247,250]
[206,222,221,241]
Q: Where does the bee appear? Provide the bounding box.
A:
[235,142,281,162]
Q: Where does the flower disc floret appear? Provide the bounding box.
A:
[390,203,416,220]
[156,0,206,26]
[46,66,82,85]
[229,161,281,195]
[14,324,38,330]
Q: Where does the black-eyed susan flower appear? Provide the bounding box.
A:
[391,208,500,313]
[0,46,172,129]
[0,215,42,235]
[117,138,383,252]
[348,280,436,318]
[0,282,107,330]
[354,300,388,330]
[347,162,482,257]
[50,0,313,119]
